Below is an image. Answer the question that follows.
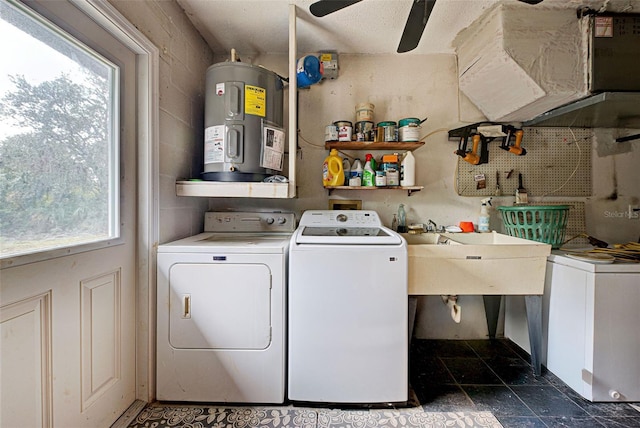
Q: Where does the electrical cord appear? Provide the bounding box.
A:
[297,130,325,149]
[419,127,449,142]
[539,127,587,199]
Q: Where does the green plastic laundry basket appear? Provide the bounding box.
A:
[498,205,570,249]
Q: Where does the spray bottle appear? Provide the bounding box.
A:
[477,197,492,233]
[362,153,375,187]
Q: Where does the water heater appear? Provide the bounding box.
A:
[203,61,284,182]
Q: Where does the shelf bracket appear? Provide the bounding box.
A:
[325,186,423,196]
[616,133,640,143]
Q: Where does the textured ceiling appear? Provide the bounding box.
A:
[176,0,640,57]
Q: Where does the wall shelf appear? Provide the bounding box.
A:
[323,141,424,196]
[324,185,423,196]
[325,141,424,151]
[176,181,291,198]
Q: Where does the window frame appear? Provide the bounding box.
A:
[1,0,125,268]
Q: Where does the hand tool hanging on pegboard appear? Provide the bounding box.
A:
[500,125,527,156]
[448,122,494,165]
[454,134,488,165]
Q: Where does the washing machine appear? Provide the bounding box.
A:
[288,210,408,404]
[156,211,295,403]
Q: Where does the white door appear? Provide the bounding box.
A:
[0,0,139,426]
[168,263,272,350]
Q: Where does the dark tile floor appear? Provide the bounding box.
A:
[410,339,640,428]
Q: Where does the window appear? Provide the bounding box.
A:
[0,0,119,259]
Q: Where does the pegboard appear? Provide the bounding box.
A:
[456,128,592,197]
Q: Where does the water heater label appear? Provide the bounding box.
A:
[204,125,225,164]
[245,85,266,117]
[594,16,613,38]
[261,124,285,171]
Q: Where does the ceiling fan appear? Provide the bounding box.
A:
[309,0,544,53]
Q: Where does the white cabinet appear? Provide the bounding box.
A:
[544,254,640,402]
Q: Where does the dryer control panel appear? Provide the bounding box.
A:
[205,211,295,233]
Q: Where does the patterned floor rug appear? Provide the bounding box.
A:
[127,404,503,428]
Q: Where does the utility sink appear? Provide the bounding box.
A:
[406,232,551,295]
[403,233,446,245]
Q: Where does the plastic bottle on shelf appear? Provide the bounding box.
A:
[397,204,407,233]
[362,153,375,187]
[400,151,416,187]
[350,158,363,186]
[351,158,363,178]
[322,149,345,186]
[342,157,351,184]
[477,197,492,233]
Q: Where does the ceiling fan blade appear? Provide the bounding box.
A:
[397,0,435,53]
[309,0,363,17]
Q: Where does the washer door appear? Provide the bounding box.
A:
[168,263,271,350]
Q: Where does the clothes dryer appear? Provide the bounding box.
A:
[157,211,294,403]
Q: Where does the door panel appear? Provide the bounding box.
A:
[169,263,272,350]
[0,292,51,428]
[81,270,122,410]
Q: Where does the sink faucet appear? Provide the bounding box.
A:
[427,219,437,232]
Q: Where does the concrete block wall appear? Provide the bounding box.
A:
[108,0,212,244]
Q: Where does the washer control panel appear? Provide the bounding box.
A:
[204,211,296,233]
[299,210,382,227]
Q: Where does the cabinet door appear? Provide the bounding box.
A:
[592,273,640,401]
[545,263,589,396]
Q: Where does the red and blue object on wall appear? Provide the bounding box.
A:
[296,55,324,88]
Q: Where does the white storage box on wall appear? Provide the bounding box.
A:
[453,4,589,122]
